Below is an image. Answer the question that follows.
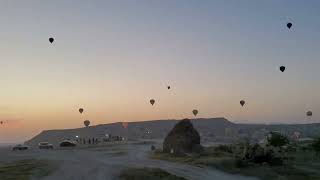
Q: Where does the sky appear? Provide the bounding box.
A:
[0,0,320,143]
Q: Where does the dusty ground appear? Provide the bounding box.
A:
[0,141,257,180]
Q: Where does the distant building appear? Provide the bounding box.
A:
[291,131,301,141]
[258,138,267,145]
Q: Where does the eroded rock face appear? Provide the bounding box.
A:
[163,119,203,155]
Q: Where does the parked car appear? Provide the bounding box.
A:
[12,144,29,151]
[38,142,53,149]
[60,140,76,147]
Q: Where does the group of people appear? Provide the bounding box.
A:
[76,137,99,145]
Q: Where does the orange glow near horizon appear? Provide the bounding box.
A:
[1,1,320,143]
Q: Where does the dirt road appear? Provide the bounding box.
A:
[0,142,257,180]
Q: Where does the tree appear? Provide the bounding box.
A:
[311,138,320,155]
[267,132,289,147]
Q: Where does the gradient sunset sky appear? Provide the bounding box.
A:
[0,0,320,143]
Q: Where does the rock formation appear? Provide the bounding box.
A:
[163,119,203,155]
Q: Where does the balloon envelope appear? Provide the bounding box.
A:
[49,37,54,43]
[79,108,84,114]
[150,99,155,106]
[240,100,245,107]
[307,111,313,117]
[122,122,129,129]
[84,120,90,127]
[192,109,198,116]
[280,66,285,72]
[287,23,292,29]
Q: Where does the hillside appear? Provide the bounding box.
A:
[25,118,320,147]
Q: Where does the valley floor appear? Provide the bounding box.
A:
[0,141,257,180]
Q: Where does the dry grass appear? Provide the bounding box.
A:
[0,159,57,180]
[119,167,187,180]
[151,146,320,180]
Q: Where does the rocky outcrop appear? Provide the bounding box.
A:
[163,119,203,155]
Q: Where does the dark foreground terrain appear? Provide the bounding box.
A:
[0,141,256,180]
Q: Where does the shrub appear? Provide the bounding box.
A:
[267,132,289,147]
[235,158,249,168]
[244,144,283,166]
[285,145,297,152]
[311,138,320,155]
[215,145,233,153]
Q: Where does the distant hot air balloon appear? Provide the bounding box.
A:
[0,121,3,125]
[280,66,286,72]
[240,100,245,107]
[122,122,129,129]
[79,108,84,114]
[84,120,90,127]
[150,99,155,106]
[167,86,171,90]
[306,111,313,117]
[49,37,54,43]
[192,109,198,117]
[287,22,292,29]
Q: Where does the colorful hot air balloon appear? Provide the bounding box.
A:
[280,66,286,72]
[306,111,313,117]
[240,100,245,107]
[287,22,292,29]
[122,122,129,129]
[192,109,198,117]
[150,99,155,106]
[79,108,84,114]
[49,37,54,43]
[84,120,90,127]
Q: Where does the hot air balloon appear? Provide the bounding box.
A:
[280,66,286,72]
[192,109,198,117]
[79,108,84,114]
[287,23,292,29]
[167,86,171,90]
[84,120,90,127]
[240,100,245,107]
[122,122,129,129]
[49,37,54,43]
[0,121,3,125]
[306,111,313,117]
[150,99,155,106]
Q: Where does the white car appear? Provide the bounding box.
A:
[38,142,53,149]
